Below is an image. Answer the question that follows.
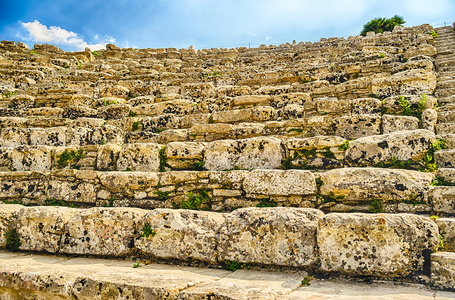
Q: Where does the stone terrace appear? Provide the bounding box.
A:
[0,23,454,297]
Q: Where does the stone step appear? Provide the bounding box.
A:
[437,110,455,122]
[436,218,455,252]
[435,149,455,168]
[0,252,452,299]
[436,134,455,148]
[431,252,455,291]
[435,87,455,98]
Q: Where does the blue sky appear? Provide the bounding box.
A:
[0,0,454,51]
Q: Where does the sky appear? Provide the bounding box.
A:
[0,0,454,52]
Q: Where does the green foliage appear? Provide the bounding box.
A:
[431,176,455,186]
[158,146,168,172]
[430,215,439,222]
[133,262,140,268]
[321,147,335,159]
[77,62,82,70]
[369,199,383,213]
[5,228,20,252]
[56,149,84,169]
[301,276,312,286]
[338,141,349,151]
[360,15,405,36]
[100,138,106,145]
[43,197,75,207]
[2,91,17,98]
[207,115,215,124]
[378,53,386,58]
[368,93,379,99]
[398,96,413,116]
[153,128,165,134]
[430,31,439,38]
[174,190,211,210]
[3,199,24,205]
[207,68,221,76]
[439,234,445,251]
[141,222,156,238]
[417,93,427,121]
[30,50,37,54]
[420,139,447,173]
[315,178,323,191]
[319,191,345,204]
[128,111,137,117]
[281,156,296,170]
[103,98,117,106]
[102,198,115,207]
[189,161,205,171]
[223,260,251,271]
[153,189,173,200]
[374,156,414,170]
[127,91,138,98]
[256,198,278,208]
[91,51,100,56]
[132,121,141,131]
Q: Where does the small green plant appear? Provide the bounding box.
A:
[368,93,379,99]
[56,149,85,169]
[174,190,211,210]
[91,51,100,56]
[207,115,215,124]
[256,198,278,208]
[369,199,383,213]
[318,191,345,204]
[315,178,323,191]
[190,133,198,139]
[102,198,115,207]
[378,53,385,58]
[5,228,20,252]
[141,222,156,238]
[301,276,312,286]
[223,260,251,271]
[417,93,427,122]
[430,176,455,186]
[128,111,137,117]
[398,96,413,116]
[430,31,439,38]
[439,234,445,251]
[43,197,75,207]
[103,98,117,106]
[189,161,205,171]
[77,62,82,70]
[132,121,141,131]
[430,215,439,222]
[153,189,173,201]
[374,156,414,170]
[159,146,168,172]
[30,50,37,54]
[3,199,24,205]
[153,128,165,134]
[339,141,349,151]
[2,91,17,98]
[321,147,335,159]
[100,138,106,145]
[133,262,140,268]
[207,68,221,76]
[381,100,387,114]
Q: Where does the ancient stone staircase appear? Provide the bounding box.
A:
[0,23,454,298]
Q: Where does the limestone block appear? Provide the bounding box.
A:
[382,114,419,134]
[382,95,436,115]
[96,143,122,171]
[97,104,131,120]
[403,45,437,59]
[136,209,225,263]
[98,171,159,195]
[190,123,233,134]
[99,85,129,99]
[69,94,97,108]
[345,129,435,166]
[218,208,324,267]
[430,186,455,215]
[0,204,22,248]
[371,69,436,98]
[9,94,35,110]
[208,170,249,189]
[216,85,252,98]
[352,98,382,115]
[47,180,97,204]
[333,115,381,140]
[436,218,455,252]
[61,207,147,257]
[212,109,252,123]
[125,95,156,106]
[393,57,435,73]
[271,92,313,109]
[181,82,215,98]
[17,206,77,253]
[435,150,455,168]
[157,129,188,144]
[29,127,67,146]
[316,98,351,115]
[63,106,98,119]
[0,147,12,170]
[165,142,205,169]
[431,252,455,291]
[204,137,283,171]
[0,127,28,147]
[250,106,278,122]
[318,213,439,277]
[422,108,437,132]
[11,146,52,172]
[68,117,105,129]
[132,100,194,116]
[233,95,271,107]
[438,168,455,185]
[280,104,307,119]
[26,107,63,118]
[243,170,316,196]
[437,123,455,135]
[180,114,210,128]
[319,167,434,202]
[117,143,162,172]
[91,125,124,145]
[143,114,180,131]
[196,97,233,113]
[0,117,28,128]
[285,136,346,150]
[0,172,47,199]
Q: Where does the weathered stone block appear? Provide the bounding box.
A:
[371,69,436,98]
[136,209,225,263]
[165,142,205,169]
[17,206,77,253]
[0,128,28,147]
[143,114,180,131]
[218,208,324,267]
[333,115,380,140]
[204,137,283,170]
[98,171,159,195]
[436,218,455,252]
[97,104,131,120]
[117,143,162,172]
[47,179,97,204]
[319,167,433,202]
[318,213,439,277]
[430,186,455,215]
[29,127,67,146]
[435,150,455,168]
[212,109,252,123]
[431,252,455,291]
[271,92,312,109]
[0,204,22,248]
[382,114,419,134]
[96,143,122,171]
[233,95,270,107]
[352,98,382,115]
[243,170,316,196]
[345,129,435,166]
[11,146,52,172]
[60,207,146,257]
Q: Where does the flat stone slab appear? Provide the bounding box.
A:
[0,251,453,299]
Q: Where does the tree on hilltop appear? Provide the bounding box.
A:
[360,15,405,36]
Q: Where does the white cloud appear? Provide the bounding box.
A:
[265,36,272,41]
[20,20,114,51]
